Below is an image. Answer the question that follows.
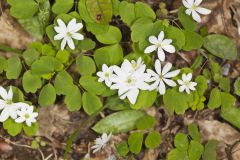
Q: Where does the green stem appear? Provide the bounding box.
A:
[0,44,22,54]
[63,105,108,159]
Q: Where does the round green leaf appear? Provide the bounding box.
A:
[0,56,7,74]
[136,115,155,130]
[3,118,23,136]
[182,30,203,51]
[64,85,82,111]
[22,48,40,66]
[79,76,106,95]
[207,88,221,109]
[128,132,143,154]
[6,56,22,79]
[174,133,189,151]
[178,6,197,31]
[234,77,240,96]
[54,71,74,95]
[116,141,129,157]
[135,2,156,20]
[188,140,204,160]
[38,84,56,107]
[131,90,157,109]
[96,26,122,44]
[52,0,74,14]
[82,92,102,115]
[22,71,42,93]
[56,50,70,64]
[119,1,135,26]
[23,123,39,136]
[145,131,161,149]
[76,55,96,75]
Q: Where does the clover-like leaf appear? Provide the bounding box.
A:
[136,115,155,130]
[234,77,240,96]
[182,30,203,51]
[64,85,82,111]
[52,0,74,14]
[82,92,102,115]
[38,84,56,107]
[131,90,157,110]
[54,71,74,95]
[96,26,122,44]
[6,56,22,79]
[23,48,40,66]
[145,131,161,149]
[3,118,23,136]
[178,6,197,31]
[76,55,96,75]
[79,76,106,95]
[188,140,204,160]
[207,88,221,109]
[128,132,143,154]
[22,71,42,93]
[174,133,189,151]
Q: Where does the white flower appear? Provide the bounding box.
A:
[0,86,20,122]
[110,59,150,104]
[144,31,176,62]
[97,64,114,87]
[147,60,180,95]
[54,18,84,50]
[121,57,145,73]
[177,73,197,94]
[15,103,38,127]
[182,0,211,23]
[91,133,112,153]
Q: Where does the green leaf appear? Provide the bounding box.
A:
[188,123,201,142]
[22,71,42,93]
[23,48,40,66]
[116,141,129,157]
[136,115,155,130]
[3,118,22,136]
[42,44,56,56]
[76,55,96,75]
[78,0,94,23]
[165,26,185,50]
[86,22,109,35]
[56,50,70,64]
[11,86,24,102]
[145,131,161,149]
[207,88,221,109]
[112,0,120,16]
[77,38,96,50]
[128,132,143,154]
[86,0,113,24]
[221,106,240,128]
[82,92,102,115]
[96,26,122,44]
[178,6,197,31]
[219,77,230,92]
[7,0,38,19]
[163,88,193,114]
[79,76,106,95]
[234,77,240,96]
[203,34,237,60]
[105,95,129,111]
[203,140,218,160]
[92,110,145,133]
[167,149,188,160]
[0,56,7,74]
[38,84,56,107]
[31,56,63,75]
[220,92,236,109]
[195,75,207,96]
[174,133,189,151]
[94,44,123,68]
[119,1,135,26]
[54,71,74,95]
[131,90,157,109]
[182,30,203,51]
[6,56,22,79]
[188,140,204,160]
[64,85,82,111]
[52,0,74,14]
[23,123,39,136]
[135,2,156,20]
[191,55,203,70]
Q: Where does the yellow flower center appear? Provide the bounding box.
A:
[24,114,30,119]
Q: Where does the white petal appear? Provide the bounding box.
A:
[187,0,194,6]
[70,23,84,33]
[26,120,32,127]
[0,108,9,122]
[105,80,112,87]
[149,79,160,91]
[15,117,25,123]
[0,100,6,110]
[162,44,176,53]
[163,78,177,87]
[154,60,162,75]
[121,59,132,72]
[9,108,18,119]
[149,36,158,44]
[67,18,77,30]
[67,38,75,50]
[192,10,201,22]
[179,85,186,92]
[61,38,67,50]
[158,31,164,42]
[144,45,157,54]
[157,47,165,62]
[54,33,65,40]
[54,26,65,34]
[0,86,8,100]
[137,82,149,90]
[182,73,188,81]
[185,8,192,15]
[162,63,172,75]
[186,88,190,94]
[7,87,13,100]
[158,80,166,95]
[164,69,180,78]
[182,0,191,8]
[177,79,185,85]
[162,39,172,46]
[186,73,193,81]
[196,7,211,15]
[57,19,66,29]
[71,33,84,40]
[194,0,202,6]
[147,69,158,78]
[127,88,139,104]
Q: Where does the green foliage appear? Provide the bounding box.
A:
[3,119,23,136]
[85,0,113,24]
[79,76,106,95]
[52,0,74,14]
[38,84,56,107]
[96,26,122,44]
[76,55,96,75]
[0,56,7,74]
[128,132,143,154]
[207,88,221,109]
[82,92,102,115]
[92,110,145,133]
[56,50,70,64]
[174,133,189,151]
[77,38,96,50]
[7,0,38,19]
[203,34,237,60]
[188,140,204,160]
[221,107,240,128]
[54,71,74,95]
[188,124,201,142]
[219,77,230,92]
[165,26,185,50]
[202,140,218,160]
[136,115,155,130]
[182,30,203,51]
[22,71,42,93]
[6,56,22,79]
[64,85,82,111]
[116,141,129,157]
[178,6,197,31]
[131,90,157,109]
[23,123,39,136]
[145,131,161,149]
[234,77,240,96]
[23,48,40,66]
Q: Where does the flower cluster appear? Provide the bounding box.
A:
[0,86,38,127]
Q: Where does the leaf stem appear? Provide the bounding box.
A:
[0,44,22,54]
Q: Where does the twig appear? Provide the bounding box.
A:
[176,51,191,64]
